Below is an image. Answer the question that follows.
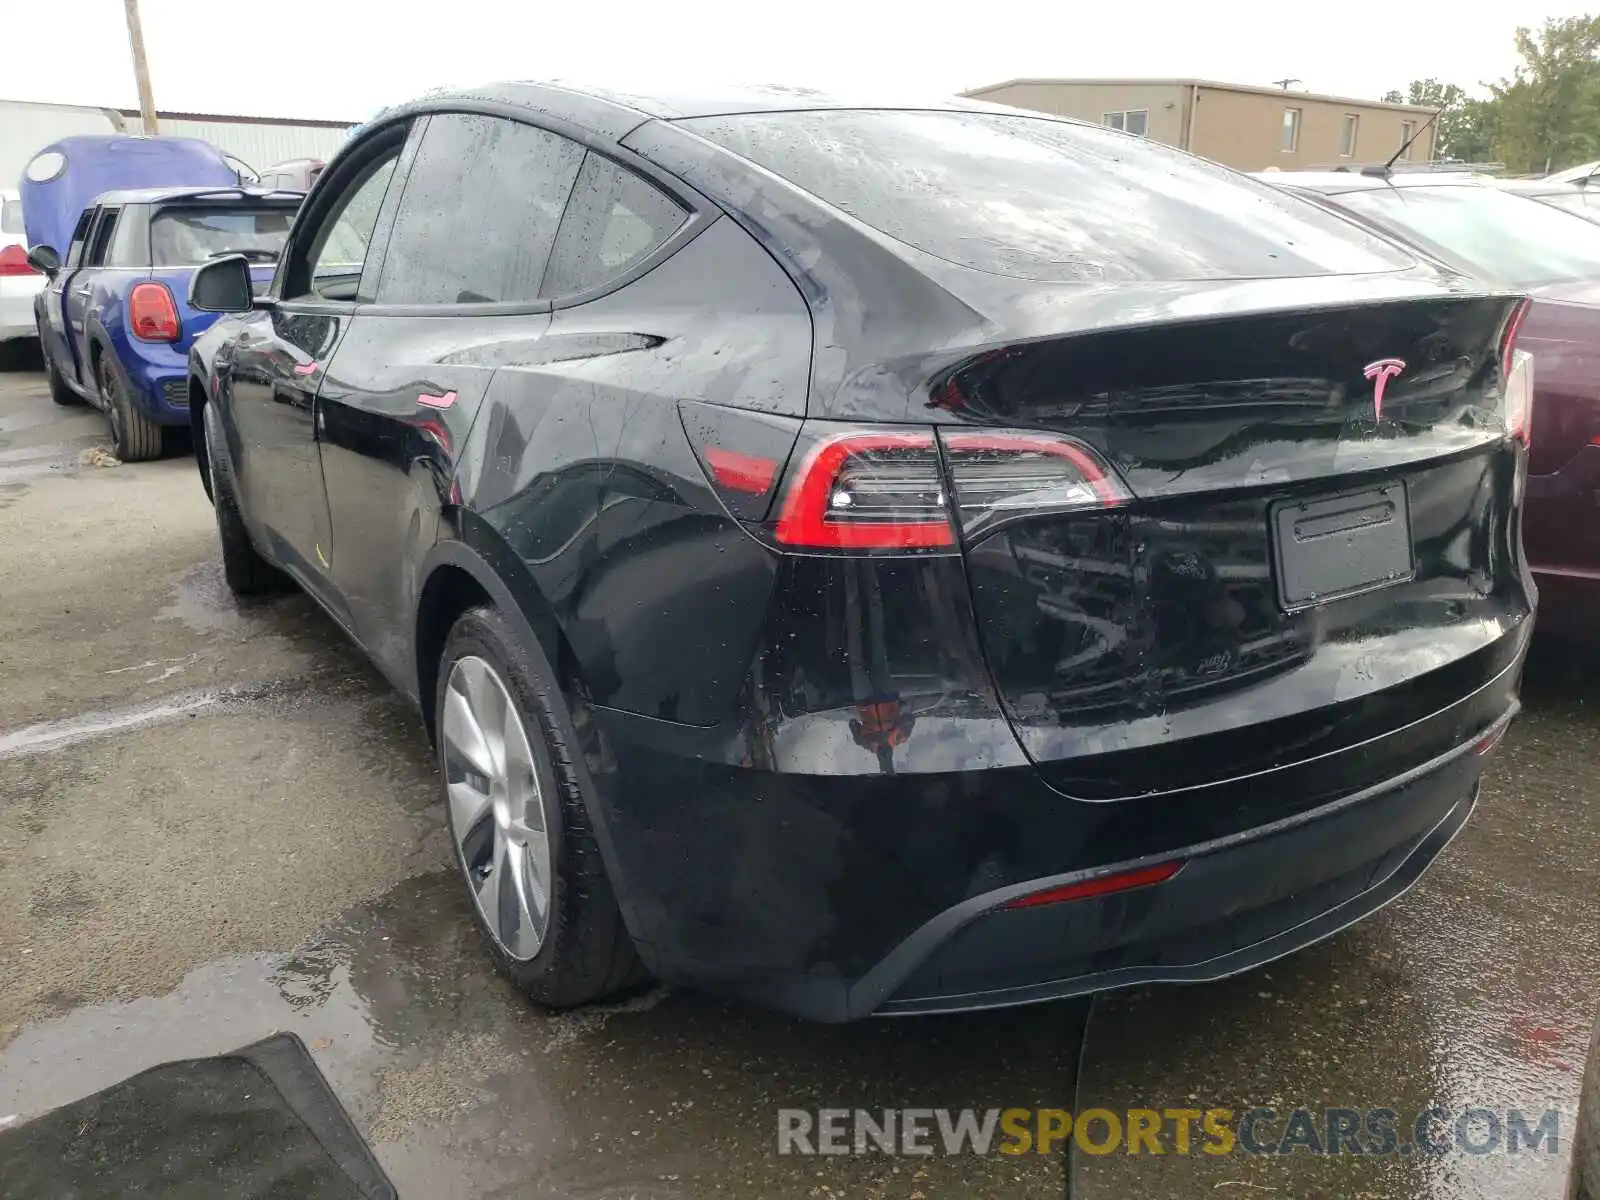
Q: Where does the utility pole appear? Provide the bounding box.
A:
[122,0,158,134]
[1273,78,1302,91]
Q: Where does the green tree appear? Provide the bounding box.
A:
[1381,78,1496,161]
[1489,15,1600,173]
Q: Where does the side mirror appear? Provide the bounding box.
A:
[189,254,254,313]
[26,245,60,277]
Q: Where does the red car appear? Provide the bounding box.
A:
[1263,172,1600,641]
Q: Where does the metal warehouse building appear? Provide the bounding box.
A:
[963,78,1440,171]
[111,108,354,169]
[1,98,355,184]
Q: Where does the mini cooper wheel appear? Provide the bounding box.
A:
[437,606,642,1007]
[98,353,163,461]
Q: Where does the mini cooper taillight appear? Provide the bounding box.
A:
[129,282,180,342]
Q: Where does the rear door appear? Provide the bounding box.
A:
[315,111,587,686]
[39,208,93,379]
[65,205,120,389]
[224,130,407,601]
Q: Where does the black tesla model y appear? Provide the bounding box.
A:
[186,83,1534,1022]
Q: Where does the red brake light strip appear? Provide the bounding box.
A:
[772,432,954,549]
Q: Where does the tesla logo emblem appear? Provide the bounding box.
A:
[417,390,456,409]
[1362,358,1406,421]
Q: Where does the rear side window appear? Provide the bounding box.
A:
[377,114,584,305]
[0,197,22,235]
[678,109,1415,282]
[150,208,295,266]
[107,207,147,265]
[541,153,687,298]
[83,208,121,267]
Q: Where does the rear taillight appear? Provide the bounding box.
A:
[774,430,954,550]
[128,282,180,342]
[1500,298,1533,443]
[940,430,1129,541]
[0,245,38,277]
[680,401,801,521]
[686,408,1133,552]
[1505,349,1534,444]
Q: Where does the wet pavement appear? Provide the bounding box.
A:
[0,367,1595,1199]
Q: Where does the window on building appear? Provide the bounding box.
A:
[1399,121,1416,160]
[1281,107,1301,153]
[1101,110,1149,136]
[1339,114,1359,158]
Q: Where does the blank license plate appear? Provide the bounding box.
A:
[1271,484,1414,611]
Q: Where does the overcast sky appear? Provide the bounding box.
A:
[7,0,1595,122]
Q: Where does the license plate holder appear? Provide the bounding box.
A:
[1271,484,1414,611]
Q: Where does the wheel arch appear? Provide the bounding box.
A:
[189,370,213,501]
[413,521,646,941]
[413,519,584,751]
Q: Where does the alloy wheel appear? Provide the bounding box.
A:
[442,654,552,961]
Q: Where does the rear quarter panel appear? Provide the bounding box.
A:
[449,214,814,725]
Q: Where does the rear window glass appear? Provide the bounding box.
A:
[150,207,296,266]
[1335,185,1600,287]
[677,109,1414,282]
[0,197,22,235]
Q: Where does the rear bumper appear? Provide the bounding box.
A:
[117,339,191,424]
[593,662,1519,1022]
[1526,446,1600,641]
[874,730,1489,1015]
[1530,567,1600,641]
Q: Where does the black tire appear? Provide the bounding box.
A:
[437,606,644,1008]
[98,350,164,462]
[202,402,285,596]
[43,344,79,406]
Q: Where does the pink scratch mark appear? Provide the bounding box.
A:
[1362,357,1406,422]
[292,362,317,377]
[417,390,457,410]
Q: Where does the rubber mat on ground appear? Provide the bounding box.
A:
[0,1032,395,1199]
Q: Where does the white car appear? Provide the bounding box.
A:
[1,189,46,361]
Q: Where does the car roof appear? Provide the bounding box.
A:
[87,185,304,206]
[386,80,1030,141]
[1254,170,1499,195]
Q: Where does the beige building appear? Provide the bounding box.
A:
[963,78,1438,171]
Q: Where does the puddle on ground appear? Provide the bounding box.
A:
[157,558,251,634]
[1072,658,1600,1200]
[0,873,1079,1200]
